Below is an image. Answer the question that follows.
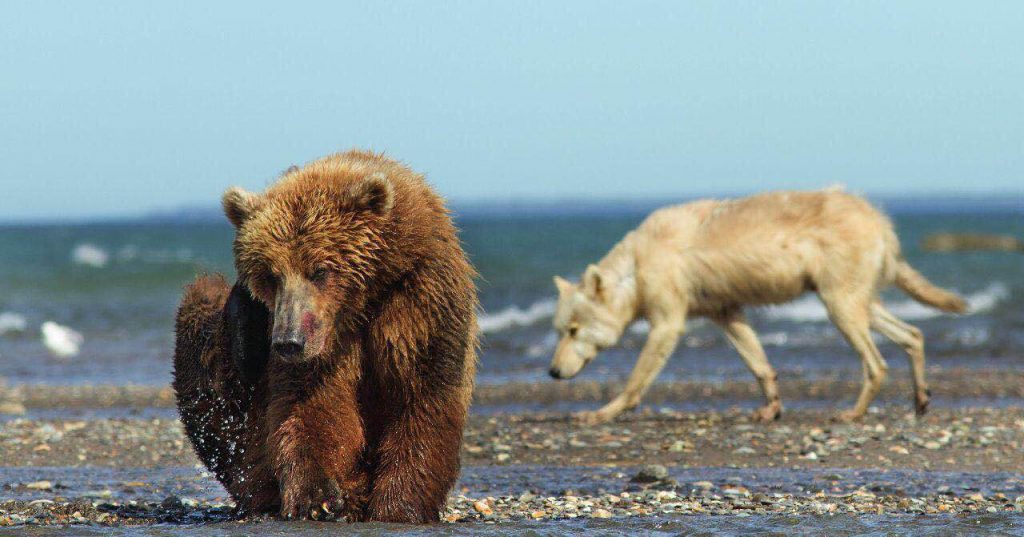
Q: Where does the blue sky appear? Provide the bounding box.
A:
[1,1,1022,221]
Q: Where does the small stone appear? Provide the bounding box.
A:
[531,510,546,519]
[733,447,756,455]
[633,464,668,483]
[591,508,612,518]
[495,453,510,463]
[722,485,750,497]
[923,441,942,450]
[472,500,492,515]
[0,400,26,415]
[802,452,818,461]
[25,481,52,490]
[161,495,184,509]
[692,481,714,490]
[888,446,910,455]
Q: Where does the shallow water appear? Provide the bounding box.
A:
[7,514,1023,536]
[4,465,1024,535]
[0,202,1021,387]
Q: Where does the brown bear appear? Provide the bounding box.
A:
[172,150,478,523]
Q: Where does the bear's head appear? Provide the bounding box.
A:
[223,156,402,363]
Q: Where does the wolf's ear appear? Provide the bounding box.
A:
[350,172,395,215]
[553,275,573,294]
[222,187,263,228]
[582,264,604,299]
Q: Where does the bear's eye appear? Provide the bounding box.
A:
[568,325,579,338]
[309,267,329,285]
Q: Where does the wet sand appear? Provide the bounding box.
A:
[1,370,1023,531]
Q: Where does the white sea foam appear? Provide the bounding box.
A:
[763,282,1009,322]
[0,312,27,335]
[478,298,557,334]
[71,243,109,268]
[41,321,83,359]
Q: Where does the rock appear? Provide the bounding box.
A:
[733,446,756,455]
[591,508,613,518]
[161,496,183,510]
[722,485,750,497]
[633,464,668,483]
[495,453,510,463]
[692,481,714,490]
[472,500,492,515]
[888,445,910,455]
[25,481,52,490]
[0,400,26,415]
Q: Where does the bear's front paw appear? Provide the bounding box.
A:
[280,477,349,521]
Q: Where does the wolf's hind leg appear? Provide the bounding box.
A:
[822,296,889,422]
[870,302,929,415]
[716,311,781,422]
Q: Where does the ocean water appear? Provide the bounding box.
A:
[0,200,1021,388]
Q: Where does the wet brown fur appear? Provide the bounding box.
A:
[173,150,477,523]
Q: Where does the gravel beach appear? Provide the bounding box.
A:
[1,372,1023,532]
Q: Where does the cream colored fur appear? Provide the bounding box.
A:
[550,189,967,424]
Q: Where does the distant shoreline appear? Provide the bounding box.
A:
[1,193,1020,227]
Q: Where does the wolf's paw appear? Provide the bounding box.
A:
[752,402,782,422]
[573,409,616,425]
[832,409,864,423]
[914,390,931,417]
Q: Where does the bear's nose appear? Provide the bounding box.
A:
[549,367,562,379]
[272,339,304,359]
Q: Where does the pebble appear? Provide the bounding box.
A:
[633,464,668,483]
[472,500,492,515]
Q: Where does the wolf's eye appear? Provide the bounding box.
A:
[309,267,329,285]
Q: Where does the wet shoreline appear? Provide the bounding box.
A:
[3,366,1024,410]
[1,373,1023,532]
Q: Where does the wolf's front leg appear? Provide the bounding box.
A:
[577,322,683,425]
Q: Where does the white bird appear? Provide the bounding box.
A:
[41,321,83,359]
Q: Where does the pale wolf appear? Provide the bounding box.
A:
[549,190,967,424]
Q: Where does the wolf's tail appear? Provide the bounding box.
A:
[894,260,968,313]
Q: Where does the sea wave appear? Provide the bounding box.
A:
[0,312,28,336]
[478,298,557,334]
[763,282,1010,323]
[71,243,109,268]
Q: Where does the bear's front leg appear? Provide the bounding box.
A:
[366,390,467,523]
[269,372,369,521]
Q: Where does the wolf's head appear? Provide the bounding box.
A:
[549,265,632,379]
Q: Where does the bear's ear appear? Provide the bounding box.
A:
[349,172,395,215]
[222,187,263,228]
